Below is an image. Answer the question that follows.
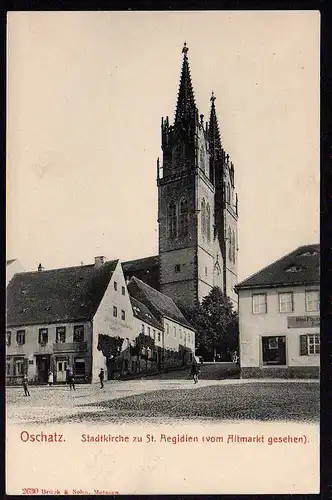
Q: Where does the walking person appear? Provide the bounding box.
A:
[23,373,30,396]
[190,360,199,384]
[48,370,54,386]
[99,368,105,389]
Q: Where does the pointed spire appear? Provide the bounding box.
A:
[175,42,196,124]
[208,91,222,154]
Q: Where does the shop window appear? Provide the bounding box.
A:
[300,334,320,355]
[16,330,25,345]
[262,336,286,365]
[56,326,66,343]
[252,294,267,314]
[305,290,320,312]
[73,325,84,342]
[38,328,49,344]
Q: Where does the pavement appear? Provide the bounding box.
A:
[6,378,319,426]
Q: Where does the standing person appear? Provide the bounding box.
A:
[190,360,199,384]
[68,368,75,391]
[48,370,54,386]
[23,373,30,396]
[99,368,105,389]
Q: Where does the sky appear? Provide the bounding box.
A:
[6,11,320,282]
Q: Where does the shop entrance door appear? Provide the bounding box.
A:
[36,355,51,384]
[56,359,68,382]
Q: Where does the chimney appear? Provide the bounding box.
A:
[38,263,44,272]
[94,256,106,267]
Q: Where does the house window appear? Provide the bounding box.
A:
[205,266,208,277]
[114,281,118,291]
[122,286,125,296]
[166,323,169,335]
[121,310,126,321]
[179,329,182,339]
[6,362,11,376]
[153,329,156,340]
[16,330,25,345]
[168,202,177,239]
[142,324,145,334]
[305,290,320,312]
[252,294,267,314]
[175,264,181,273]
[39,328,48,344]
[158,332,161,342]
[300,334,320,355]
[278,292,293,313]
[56,327,66,343]
[6,331,11,347]
[174,326,176,337]
[14,358,25,376]
[148,327,151,336]
[73,325,84,342]
[262,336,286,365]
[113,306,117,318]
[179,198,189,236]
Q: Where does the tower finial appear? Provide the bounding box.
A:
[182,42,189,55]
[210,91,216,103]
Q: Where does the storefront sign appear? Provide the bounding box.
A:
[287,316,320,328]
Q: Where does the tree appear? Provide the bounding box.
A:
[180,287,239,361]
[133,332,156,372]
[97,334,124,360]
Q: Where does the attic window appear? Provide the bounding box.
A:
[299,251,318,257]
[45,306,51,311]
[285,265,303,273]
[22,308,28,313]
[145,313,152,319]
[133,306,141,313]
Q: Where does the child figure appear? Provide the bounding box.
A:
[99,368,105,389]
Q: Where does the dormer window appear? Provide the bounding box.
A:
[285,265,303,273]
[299,250,318,257]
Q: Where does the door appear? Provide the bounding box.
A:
[262,336,286,366]
[36,355,50,384]
[56,360,68,382]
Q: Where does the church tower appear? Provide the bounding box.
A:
[157,43,238,309]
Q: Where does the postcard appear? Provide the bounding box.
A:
[6,10,320,495]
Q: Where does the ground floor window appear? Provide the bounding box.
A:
[262,336,286,366]
[300,334,320,355]
[74,358,86,377]
[13,358,25,376]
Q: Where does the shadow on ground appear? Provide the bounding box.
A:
[52,382,319,424]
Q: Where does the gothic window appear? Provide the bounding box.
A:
[168,201,177,239]
[201,198,206,238]
[232,229,236,263]
[179,197,189,236]
[206,203,211,242]
[228,227,232,261]
[213,263,222,288]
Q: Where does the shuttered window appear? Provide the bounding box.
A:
[300,334,320,355]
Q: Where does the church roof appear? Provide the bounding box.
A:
[130,296,163,330]
[127,277,193,329]
[235,244,320,291]
[175,42,197,125]
[6,260,118,327]
[122,255,160,290]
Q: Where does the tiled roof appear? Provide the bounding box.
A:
[130,296,163,330]
[236,244,320,290]
[127,277,193,329]
[122,255,160,290]
[6,260,118,327]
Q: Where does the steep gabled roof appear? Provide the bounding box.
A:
[127,277,193,329]
[6,259,17,266]
[6,260,118,327]
[122,255,160,290]
[130,296,163,330]
[236,244,320,290]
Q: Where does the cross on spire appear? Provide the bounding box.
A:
[182,42,189,55]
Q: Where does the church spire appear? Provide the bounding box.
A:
[175,43,196,125]
[208,91,222,155]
